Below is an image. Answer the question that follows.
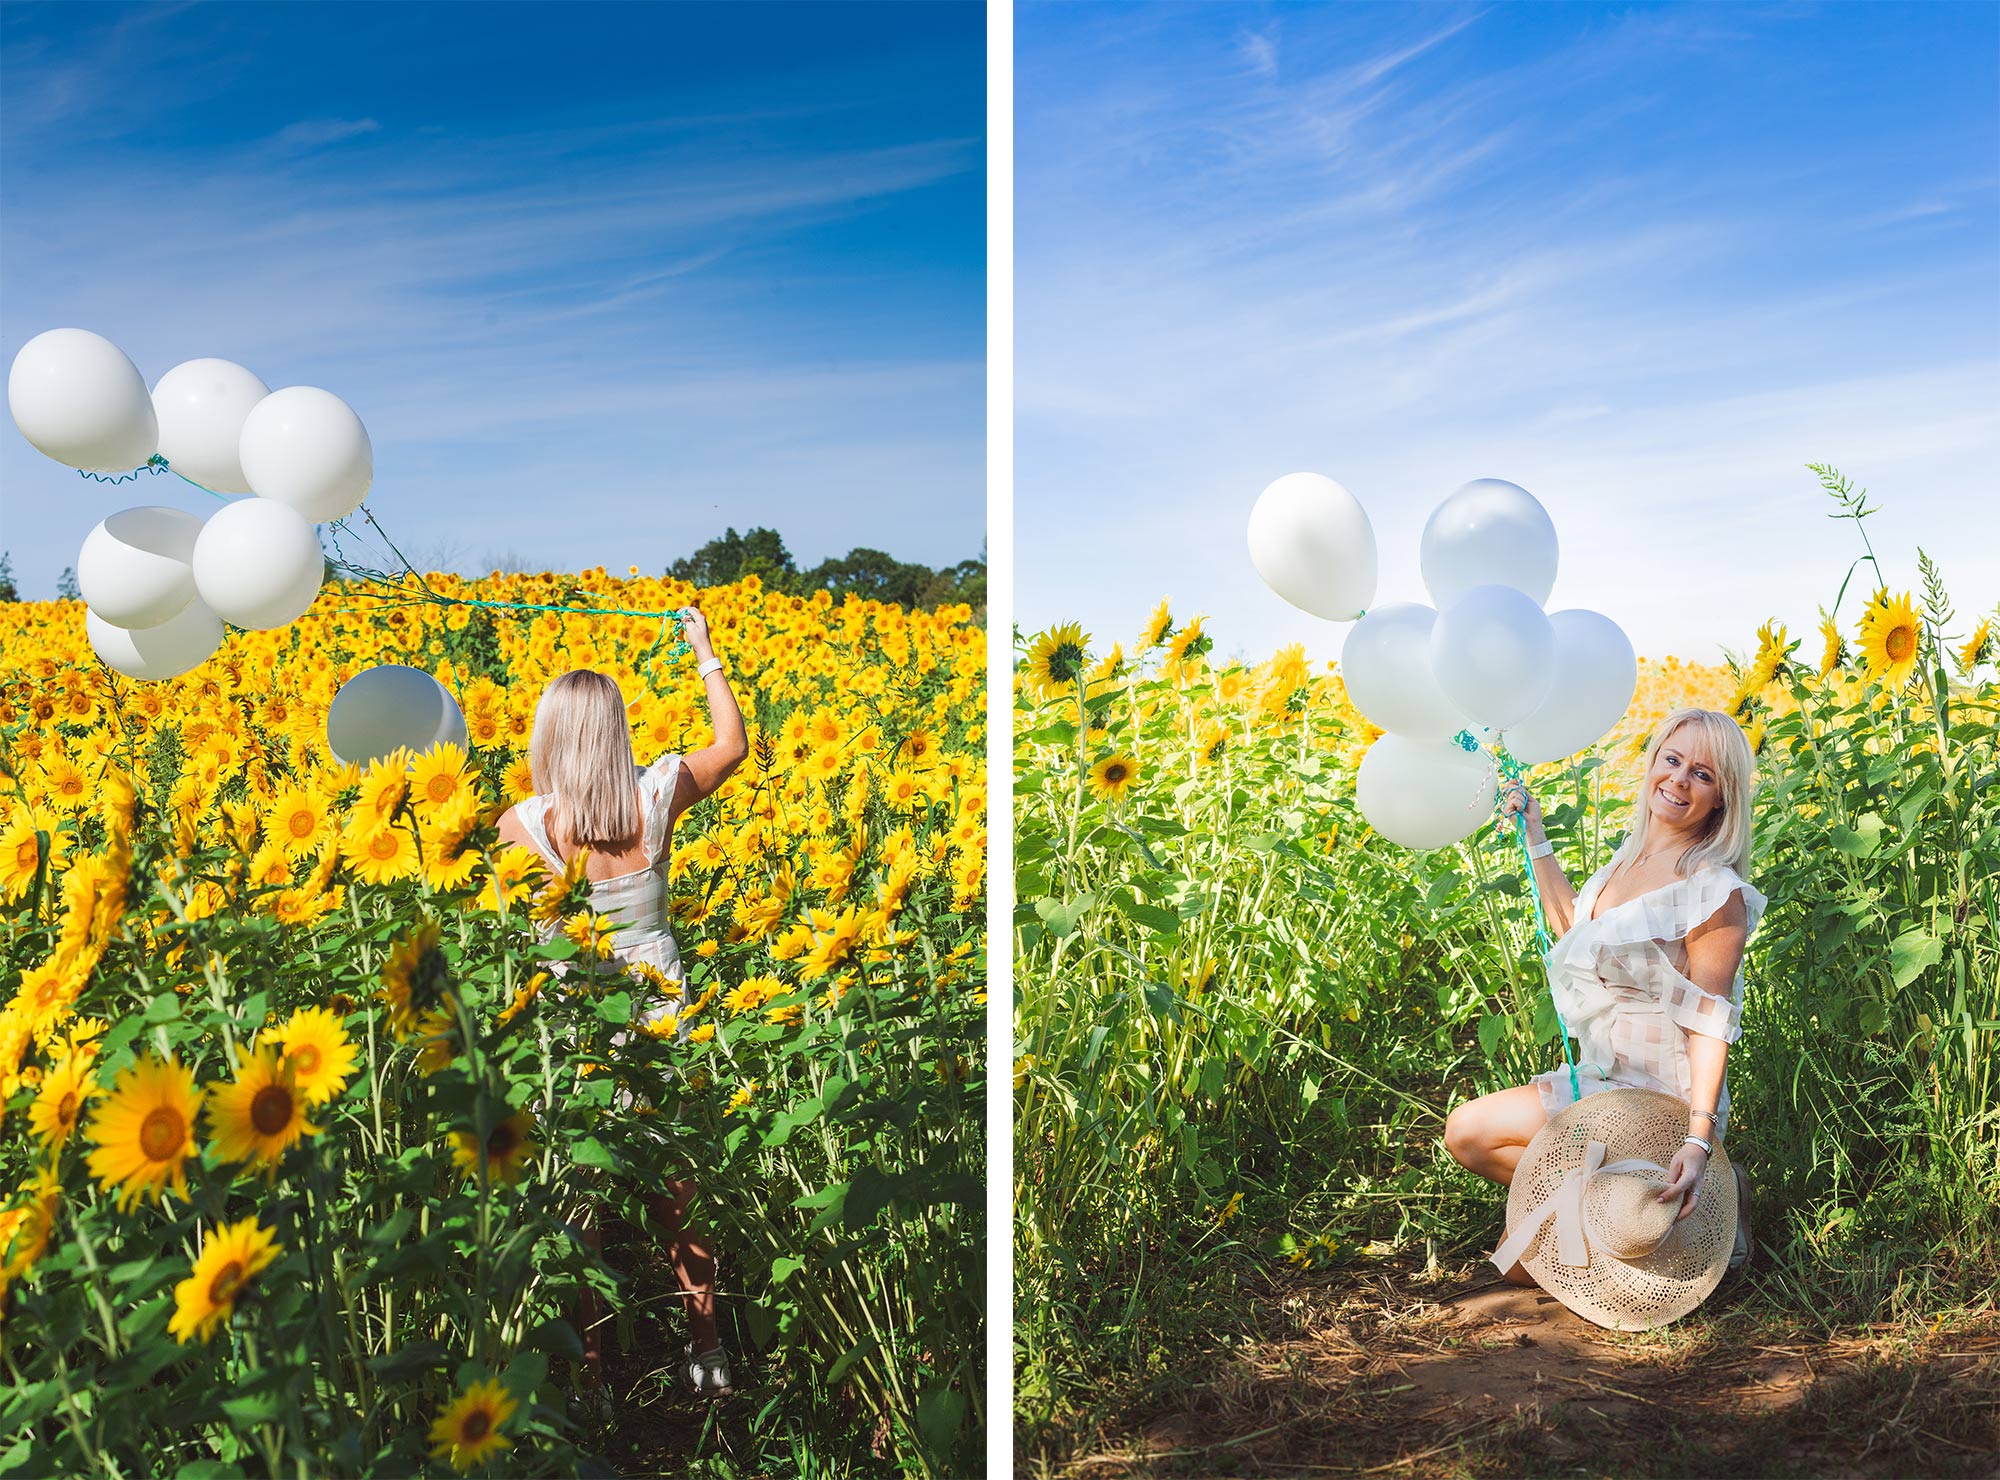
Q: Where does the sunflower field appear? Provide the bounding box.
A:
[1013,470,1999,1449]
[0,568,987,1477]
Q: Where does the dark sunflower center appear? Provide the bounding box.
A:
[57,1092,77,1123]
[250,1085,294,1136]
[1887,627,1915,661]
[209,1259,246,1304]
[140,1106,186,1160]
[1104,764,1128,784]
[462,1410,491,1442]
[487,1124,518,1158]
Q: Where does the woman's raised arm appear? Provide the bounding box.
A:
[1498,784,1580,936]
[670,606,748,812]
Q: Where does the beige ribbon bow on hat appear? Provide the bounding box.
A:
[1489,1138,1671,1272]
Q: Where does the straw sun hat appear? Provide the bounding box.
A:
[1489,1088,1738,1331]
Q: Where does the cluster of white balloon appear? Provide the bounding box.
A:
[1249,474,1638,851]
[7,327,374,682]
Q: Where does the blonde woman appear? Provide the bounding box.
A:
[495,608,747,1396]
[1444,708,1764,1279]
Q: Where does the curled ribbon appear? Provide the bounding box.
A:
[1488,1139,1670,1272]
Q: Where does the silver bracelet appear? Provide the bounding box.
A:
[1525,839,1554,859]
[696,657,725,679]
[1683,1133,1713,1156]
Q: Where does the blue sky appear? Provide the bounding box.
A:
[1018,2,1999,665]
[2,1,984,598]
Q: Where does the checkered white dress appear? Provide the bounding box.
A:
[1534,858,1766,1147]
[515,754,688,1027]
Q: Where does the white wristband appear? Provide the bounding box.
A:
[697,657,724,679]
[1683,1133,1712,1156]
[1526,839,1554,859]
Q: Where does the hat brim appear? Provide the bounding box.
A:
[1506,1087,1737,1331]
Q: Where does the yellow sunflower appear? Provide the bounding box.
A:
[0,815,44,901]
[1,1170,60,1280]
[1959,617,1993,675]
[270,1007,358,1105]
[1744,619,1789,691]
[356,751,412,823]
[449,1109,537,1186]
[339,816,422,886]
[1858,590,1923,690]
[1141,599,1174,649]
[85,1054,203,1209]
[29,1053,97,1150]
[1163,616,1210,671]
[1088,753,1142,802]
[1023,623,1090,700]
[168,1216,282,1344]
[206,1044,320,1173]
[1817,611,1845,682]
[428,1377,518,1473]
[267,782,329,859]
[408,744,476,816]
[480,843,545,912]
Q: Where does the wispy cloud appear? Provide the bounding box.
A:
[1,5,985,595]
[1018,1,2000,666]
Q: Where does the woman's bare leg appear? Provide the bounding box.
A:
[648,1180,720,1354]
[1443,1084,1550,1286]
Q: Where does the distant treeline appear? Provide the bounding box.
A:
[666,527,985,613]
[0,533,987,615]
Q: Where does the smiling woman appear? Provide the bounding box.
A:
[1445,707,1765,1290]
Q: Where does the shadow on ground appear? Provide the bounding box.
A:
[1028,1269,2000,1479]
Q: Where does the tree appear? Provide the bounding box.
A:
[801,547,930,608]
[56,565,79,601]
[666,527,799,592]
[0,553,17,603]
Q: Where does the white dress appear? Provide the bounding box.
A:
[514,754,687,1027]
[1533,856,1767,1146]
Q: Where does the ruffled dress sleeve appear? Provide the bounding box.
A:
[1643,867,1766,1043]
[640,755,683,865]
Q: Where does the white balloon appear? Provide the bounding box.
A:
[192,498,324,630]
[326,665,469,767]
[1504,610,1639,765]
[1356,734,1497,850]
[1340,603,1468,738]
[152,359,270,494]
[77,505,205,630]
[1420,479,1560,609]
[1431,584,1557,731]
[86,597,224,682]
[1247,472,1377,621]
[7,328,159,473]
[239,386,373,522]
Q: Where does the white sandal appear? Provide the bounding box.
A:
[686,1342,734,1397]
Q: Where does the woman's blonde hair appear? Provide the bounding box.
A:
[529,671,639,849]
[1618,707,1755,878]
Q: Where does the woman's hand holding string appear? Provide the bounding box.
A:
[1499,783,1579,936]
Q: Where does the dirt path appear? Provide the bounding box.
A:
[1041,1272,2000,1479]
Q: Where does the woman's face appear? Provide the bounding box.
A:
[1643,724,1723,836]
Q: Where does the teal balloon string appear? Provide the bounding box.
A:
[78,454,171,484]
[1490,741,1581,1102]
[76,463,696,681]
